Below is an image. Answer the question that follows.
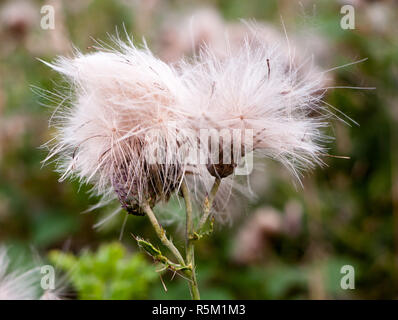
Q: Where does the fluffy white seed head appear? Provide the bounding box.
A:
[179,35,331,179]
[0,247,39,300]
[0,247,64,300]
[43,39,197,212]
[42,28,345,221]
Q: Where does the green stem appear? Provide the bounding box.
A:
[181,180,200,300]
[142,201,186,267]
[198,177,221,230]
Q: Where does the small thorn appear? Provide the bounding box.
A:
[324,153,350,160]
[159,274,168,292]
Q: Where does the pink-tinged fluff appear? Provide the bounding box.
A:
[42,39,197,212]
[41,29,348,222]
[179,36,331,179]
[0,247,64,300]
[0,247,38,300]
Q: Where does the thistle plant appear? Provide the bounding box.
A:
[42,27,341,300]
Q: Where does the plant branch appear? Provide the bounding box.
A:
[181,180,194,246]
[134,235,188,271]
[142,201,186,267]
[198,177,221,230]
[181,179,200,300]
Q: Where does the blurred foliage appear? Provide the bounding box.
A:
[49,242,158,300]
[0,0,397,299]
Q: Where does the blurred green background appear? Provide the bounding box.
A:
[0,0,397,299]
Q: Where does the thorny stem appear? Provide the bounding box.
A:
[141,176,222,300]
[198,177,221,230]
[142,201,186,267]
[181,179,200,300]
[134,235,187,272]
